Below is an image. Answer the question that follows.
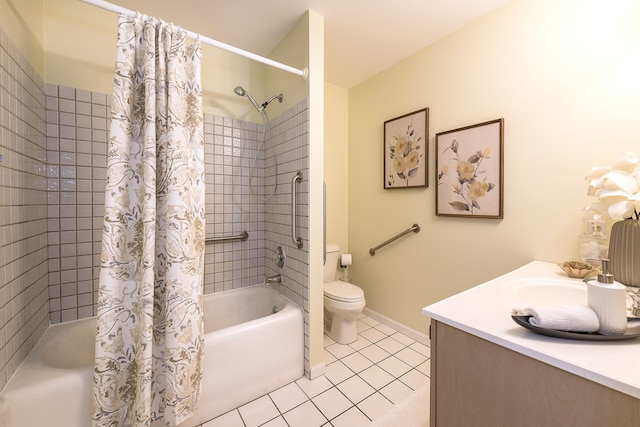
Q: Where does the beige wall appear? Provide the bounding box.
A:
[44,0,266,118]
[0,0,45,74]
[324,82,349,252]
[347,0,640,332]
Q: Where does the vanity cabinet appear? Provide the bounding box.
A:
[430,320,640,427]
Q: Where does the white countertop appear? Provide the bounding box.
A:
[422,260,640,399]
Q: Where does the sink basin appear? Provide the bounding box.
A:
[505,278,587,307]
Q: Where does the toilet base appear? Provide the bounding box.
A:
[325,309,359,344]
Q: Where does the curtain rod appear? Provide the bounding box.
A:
[79,0,309,79]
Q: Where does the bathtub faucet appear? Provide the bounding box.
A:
[265,274,282,285]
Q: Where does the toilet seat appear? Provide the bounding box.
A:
[324,280,364,303]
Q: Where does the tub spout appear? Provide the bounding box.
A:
[265,274,282,285]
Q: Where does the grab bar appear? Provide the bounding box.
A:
[205,231,249,244]
[291,171,303,249]
[369,223,420,256]
[323,181,326,264]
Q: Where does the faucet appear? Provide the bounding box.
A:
[265,274,282,285]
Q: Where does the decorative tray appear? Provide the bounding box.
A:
[511,315,640,341]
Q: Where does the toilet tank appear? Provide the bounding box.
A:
[324,243,341,283]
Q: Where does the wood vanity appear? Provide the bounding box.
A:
[423,261,640,427]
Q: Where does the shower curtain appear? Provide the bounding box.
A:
[93,14,205,427]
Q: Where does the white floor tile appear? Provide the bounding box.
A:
[341,351,374,373]
[336,374,376,404]
[238,395,280,427]
[375,323,396,336]
[417,359,431,377]
[357,392,394,422]
[270,382,308,413]
[390,331,415,346]
[312,387,353,420]
[323,334,336,347]
[396,347,428,366]
[261,416,289,427]
[296,374,334,398]
[325,342,356,359]
[376,336,406,354]
[203,410,244,427]
[330,406,371,427]
[356,319,372,332]
[378,355,412,377]
[400,369,429,390]
[283,400,328,427]
[359,316,380,327]
[324,348,337,364]
[325,360,355,385]
[360,327,386,343]
[410,341,431,356]
[348,335,372,351]
[380,379,413,404]
[359,343,390,363]
[358,364,395,389]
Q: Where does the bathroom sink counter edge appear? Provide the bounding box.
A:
[422,260,640,400]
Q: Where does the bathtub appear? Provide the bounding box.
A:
[0,284,304,427]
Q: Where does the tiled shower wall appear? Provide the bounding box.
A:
[44,87,309,318]
[0,28,50,391]
[45,84,110,323]
[262,101,311,372]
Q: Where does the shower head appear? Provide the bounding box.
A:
[234,86,262,111]
[234,86,284,112]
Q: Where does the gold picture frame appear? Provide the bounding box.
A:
[435,119,504,218]
[384,108,429,189]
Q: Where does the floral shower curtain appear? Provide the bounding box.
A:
[93,13,205,427]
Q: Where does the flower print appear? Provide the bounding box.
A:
[468,182,490,201]
[393,155,406,174]
[456,161,475,182]
[438,139,496,214]
[395,137,409,157]
[387,122,424,187]
[405,150,420,170]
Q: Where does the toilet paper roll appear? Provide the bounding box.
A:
[340,253,352,267]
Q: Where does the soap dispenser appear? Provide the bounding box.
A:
[587,259,627,335]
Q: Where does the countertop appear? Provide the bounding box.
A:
[422,260,640,399]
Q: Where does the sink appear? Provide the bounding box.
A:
[505,278,587,307]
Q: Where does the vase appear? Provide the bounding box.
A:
[608,219,640,287]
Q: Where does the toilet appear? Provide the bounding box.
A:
[324,243,366,344]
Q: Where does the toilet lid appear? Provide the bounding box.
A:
[324,280,364,302]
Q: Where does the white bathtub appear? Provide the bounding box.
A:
[0,284,304,427]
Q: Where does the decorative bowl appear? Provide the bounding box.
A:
[559,261,595,279]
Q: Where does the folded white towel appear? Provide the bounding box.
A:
[511,306,600,332]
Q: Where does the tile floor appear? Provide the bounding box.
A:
[203,314,431,427]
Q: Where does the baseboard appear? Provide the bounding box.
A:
[362,308,430,347]
[309,362,326,380]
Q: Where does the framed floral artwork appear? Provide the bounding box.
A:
[384,108,428,189]
[436,118,504,218]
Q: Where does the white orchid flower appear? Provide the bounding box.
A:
[585,153,640,221]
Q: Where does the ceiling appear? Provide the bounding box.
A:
[107,0,511,88]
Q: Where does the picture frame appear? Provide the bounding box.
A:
[384,108,429,189]
[435,118,504,218]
